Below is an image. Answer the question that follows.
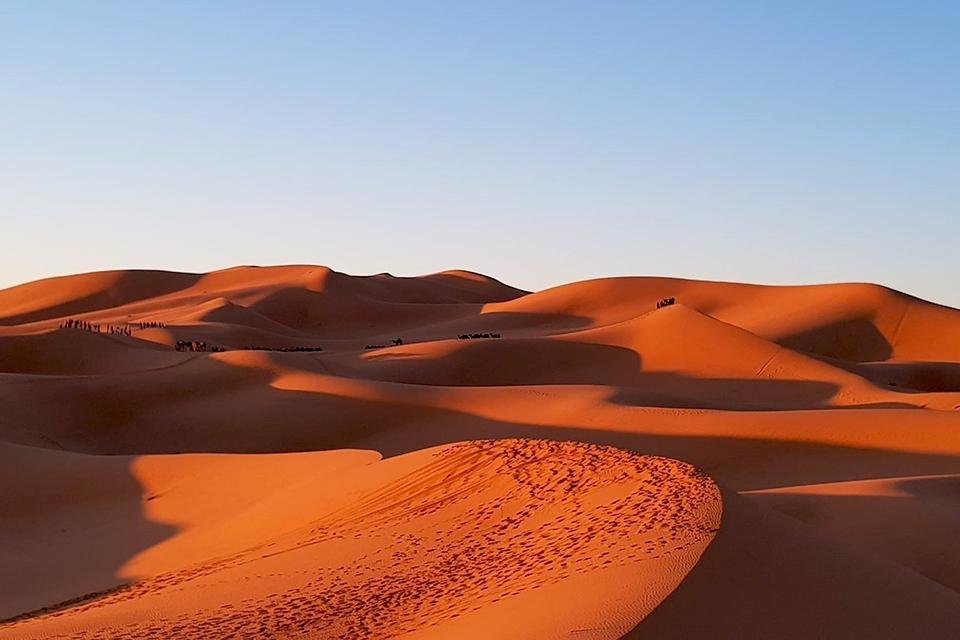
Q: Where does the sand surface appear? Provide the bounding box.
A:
[1,265,959,638]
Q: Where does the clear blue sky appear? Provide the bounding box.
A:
[2,1,957,306]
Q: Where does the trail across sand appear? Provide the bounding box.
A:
[0,440,720,640]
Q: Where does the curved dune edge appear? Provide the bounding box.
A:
[2,266,960,638]
[0,439,720,640]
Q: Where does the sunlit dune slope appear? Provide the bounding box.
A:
[0,270,201,326]
[488,277,960,361]
[4,267,958,362]
[0,439,720,640]
[0,266,526,339]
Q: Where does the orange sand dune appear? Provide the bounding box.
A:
[0,440,720,639]
[1,265,960,638]
[327,304,939,409]
[0,330,189,375]
[745,473,960,592]
[489,277,960,361]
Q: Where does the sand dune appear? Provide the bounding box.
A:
[636,490,960,639]
[488,277,960,361]
[0,440,720,639]
[323,305,927,409]
[1,265,959,638]
[0,270,201,326]
[0,330,188,376]
[745,473,960,592]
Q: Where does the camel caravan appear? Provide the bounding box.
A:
[59,318,133,337]
[364,334,503,349]
[242,346,323,352]
[59,321,516,353]
[60,318,168,336]
[60,318,323,353]
[175,340,225,353]
[175,342,323,353]
[364,338,404,350]
[135,321,166,329]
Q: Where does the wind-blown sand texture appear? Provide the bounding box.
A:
[0,441,719,639]
[2,265,960,638]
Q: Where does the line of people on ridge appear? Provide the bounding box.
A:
[242,346,324,352]
[59,319,133,336]
[174,340,225,353]
[364,338,404,350]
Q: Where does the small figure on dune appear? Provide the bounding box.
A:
[656,296,676,309]
[135,321,166,330]
[174,339,221,352]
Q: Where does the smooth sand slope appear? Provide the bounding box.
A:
[2,265,960,638]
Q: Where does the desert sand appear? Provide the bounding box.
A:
[1,265,959,638]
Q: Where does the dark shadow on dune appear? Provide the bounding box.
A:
[852,361,960,393]
[0,446,175,620]
[743,475,960,593]
[353,411,960,491]
[897,473,960,499]
[353,339,644,386]
[777,316,892,362]
[405,310,595,338]
[172,292,595,343]
[244,270,539,337]
[0,331,188,376]
[248,283,594,338]
[335,338,918,410]
[608,375,849,411]
[195,299,319,340]
[0,271,201,326]
[7,355,957,490]
[628,489,960,639]
[173,320,323,351]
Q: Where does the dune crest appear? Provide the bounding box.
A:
[0,440,720,640]
[1,265,959,638]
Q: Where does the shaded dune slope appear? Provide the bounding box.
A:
[0,330,189,375]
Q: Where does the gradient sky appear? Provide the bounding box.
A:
[2,1,958,306]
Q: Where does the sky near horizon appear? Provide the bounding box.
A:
[1,2,958,306]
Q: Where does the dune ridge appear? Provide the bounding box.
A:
[0,440,720,639]
[1,265,959,638]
